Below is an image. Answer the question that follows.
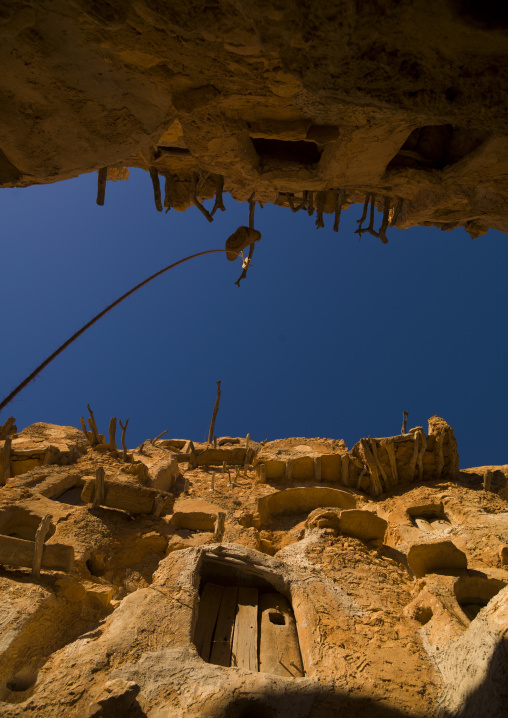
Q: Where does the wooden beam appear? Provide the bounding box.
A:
[0,534,73,572]
[194,583,224,661]
[32,514,52,578]
[0,437,11,485]
[232,587,258,671]
[210,586,238,667]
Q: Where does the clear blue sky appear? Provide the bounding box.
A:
[1,169,507,468]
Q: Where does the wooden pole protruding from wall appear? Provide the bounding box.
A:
[87,404,101,445]
[0,417,16,440]
[258,464,267,484]
[214,511,226,541]
[109,417,117,452]
[0,437,12,485]
[208,381,221,444]
[119,418,129,462]
[149,167,163,211]
[93,467,105,508]
[96,167,108,206]
[401,411,409,435]
[484,470,492,492]
[32,514,52,578]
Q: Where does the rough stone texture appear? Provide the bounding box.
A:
[0,417,506,716]
[1,2,508,236]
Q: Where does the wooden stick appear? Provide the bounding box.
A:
[0,436,11,485]
[222,460,227,479]
[184,478,190,494]
[211,174,226,216]
[249,197,255,228]
[307,191,314,216]
[149,167,163,212]
[190,172,213,222]
[359,439,382,496]
[32,514,52,578]
[210,472,216,492]
[80,417,90,444]
[87,404,100,445]
[417,430,427,481]
[153,429,168,442]
[378,196,390,244]
[208,380,221,444]
[0,417,16,440]
[258,464,266,483]
[108,417,117,451]
[187,440,197,469]
[333,189,346,233]
[96,167,107,206]
[385,440,398,485]
[214,511,226,541]
[483,470,492,492]
[119,418,129,461]
[213,436,217,449]
[369,438,388,492]
[163,172,173,211]
[357,465,367,489]
[401,411,409,435]
[93,466,105,507]
[356,195,369,234]
[315,191,326,228]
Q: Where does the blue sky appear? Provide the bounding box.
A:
[1,169,507,468]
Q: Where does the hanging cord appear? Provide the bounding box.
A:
[0,248,241,413]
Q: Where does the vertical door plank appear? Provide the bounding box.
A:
[210,586,238,666]
[194,583,224,661]
[232,587,258,671]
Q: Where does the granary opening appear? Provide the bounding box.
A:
[194,555,304,677]
[251,138,321,166]
[386,125,487,171]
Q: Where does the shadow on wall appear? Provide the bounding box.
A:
[454,636,508,718]
[208,636,508,718]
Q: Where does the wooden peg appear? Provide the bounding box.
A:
[32,514,52,578]
[93,466,105,507]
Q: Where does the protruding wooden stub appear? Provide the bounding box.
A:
[96,167,107,206]
[210,472,216,492]
[0,417,16,440]
[0,437,11,485]
[149,167,163,211]
[484,470,492,492]
[184,478,190,494]
[213,436,217,449]
[32,514,52,578]
[222,460,227,479]
[401,411,409,435]
[93,466,105,507]
[214,511,226,541]
[259,464,267,484]
[208,381,221,444]
[108,417,117,452]
[119,418,129,462]
[314,456,322,482]
[87,404,101,445]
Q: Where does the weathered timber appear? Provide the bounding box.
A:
[82,477,174,515]
[149,167,163,211]
[210,585,238,667]
[385,440,398,485]
[32,514,52,578]
[119,418,129,461]
[231,587,258,671]
[92,467,105,508]
[0,534,74,572]
[194,583,224,661]
[108,418,117,452]
[0,437,11,485]
[96,167,107,205]
[0,417,16,440]
[208,381,221,444]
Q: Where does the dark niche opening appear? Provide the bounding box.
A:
[194,557,304,677]
[454,576,506,622]
[52,486,86,506]
[251,138,321,166]
[386,125,487,171]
